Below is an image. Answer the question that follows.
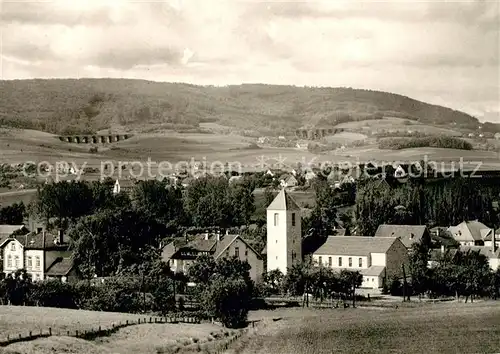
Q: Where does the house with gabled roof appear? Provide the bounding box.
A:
[312,236,408,289]
[161,232,264,282]
[448,220,491,246]
[0,229,75,282]
[112,178,136,195]
[280,174,298,188]
[374,224,430,249]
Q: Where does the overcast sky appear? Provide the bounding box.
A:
[1,0,499,120]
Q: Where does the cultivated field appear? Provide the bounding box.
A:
[334,117,463,137]
[234,302,500,354]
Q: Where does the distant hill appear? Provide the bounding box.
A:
[0,79,491,135]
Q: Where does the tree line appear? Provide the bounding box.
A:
[397,240,500,302]
[354,177,499,235]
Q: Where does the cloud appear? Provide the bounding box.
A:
[0,0,498,117]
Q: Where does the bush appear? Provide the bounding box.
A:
[31,280,77,308]
[199,275,251,328]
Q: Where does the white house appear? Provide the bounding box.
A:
[296,142,308,150]
[112,179,135,195]
[0,229,75,282]
[280,175,298,188]
[312,236,409,289]
[228,175,243,185]
[394,164,408,179]
[266,189,302,275]
[304,170,317,184]
[448,220,491,246]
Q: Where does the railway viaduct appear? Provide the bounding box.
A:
[295,128,343,139]
[58,134,132,144]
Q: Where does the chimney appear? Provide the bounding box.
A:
[216,230,221,242]
[225,229,229,236]
[493,229,497,253]
[58,229,64,244]
[204,231,209,241]
[441,245,445,254]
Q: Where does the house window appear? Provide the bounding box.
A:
[292,251,295,260]
[225,251,229,258]
[274,213,280,226]
[338,257,342,266]
[318,256,322,265]
[276,256,278,260]
[235,247,240,258]
[328,257,332,267]
[291,213,296,226]
[245,249,248,257]
[27,256,32,269]
[348,257,352,267]
[358,258,362,267]
[7,255,12,267]
[35,256,41,269]
[10,243,15,251]
[14,256,20,268]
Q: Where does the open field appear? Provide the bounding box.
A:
[2,323,222,354]
[0,306,146,339]
[0,306,222,354]
[235,302,500,354]
[3,127,500,201]
[334,117,463,137]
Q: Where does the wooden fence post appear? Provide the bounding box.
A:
[99,326,101,332]
[29,331,32,338]
[75,330,78,337]
[49,328,52,336]
[126,320,128,325]
[67,331,70,336]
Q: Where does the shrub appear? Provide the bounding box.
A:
[31,280,78,308]
[199,275,251,328]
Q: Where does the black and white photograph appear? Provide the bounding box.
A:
[0,0,499,353]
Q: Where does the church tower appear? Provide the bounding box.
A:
[266,188,302,275]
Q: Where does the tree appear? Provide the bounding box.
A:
[70,208,166,278]
[263,269,284,295]
[3,269,32,305]
[189,256,253,328]
[200,275,251,328]
[34,181,94,227]
[339,270,363,307]
[0,202,25,224]
[132,180,186,227]
[408,240,430,299]
[228,180,255,226]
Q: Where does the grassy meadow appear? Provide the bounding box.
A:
[234,302,500,354]
[0,306,223,354]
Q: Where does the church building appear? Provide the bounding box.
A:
[266,189,302,275]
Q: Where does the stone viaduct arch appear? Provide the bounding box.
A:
[58,134,131,144]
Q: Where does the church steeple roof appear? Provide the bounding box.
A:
[267,188,301,211]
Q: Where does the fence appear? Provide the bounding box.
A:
[0,316,201,347]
